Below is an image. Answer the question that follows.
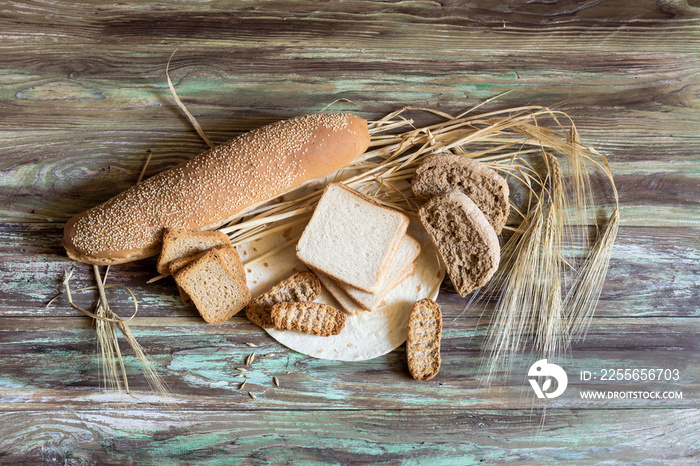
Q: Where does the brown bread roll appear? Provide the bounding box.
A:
[63,113,370,265]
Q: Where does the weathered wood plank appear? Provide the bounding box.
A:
[0,315,696,410]
[2,49,699,134]
[1,408,698,464]
[1,0,699,461]
[2,0,699,50]
[1,222,696,318]
[1,127,699,226]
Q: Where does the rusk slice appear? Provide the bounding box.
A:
[412,153,510,234]
[271,302,346,336]
[174,248,251,325]
[419,191,500,297]
[338,234,421,311]
[406,298,442,381]
[245,272,322,329]
[296,183,409,293]
[157,228,231,275]
[169,245,246,305]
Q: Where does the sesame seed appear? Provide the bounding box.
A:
[70,114,353,256]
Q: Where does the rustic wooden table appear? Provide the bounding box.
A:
[2,1,699,463]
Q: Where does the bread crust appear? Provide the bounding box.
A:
[174,248,251,324]
[63,113,370,265]
[419,191,500,297]
[406,298,442,381]
[245,271,322,329]
[296,183,409,293]
[271,301,346,336]
[412,153,510,234]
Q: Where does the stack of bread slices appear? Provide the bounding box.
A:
[412,153,510,297]
[296,183,421,315]
[157,228,250,325]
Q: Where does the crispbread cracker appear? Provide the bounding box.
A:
[245,271,322,329]
[406,298,442,381]
[271,302,346,336]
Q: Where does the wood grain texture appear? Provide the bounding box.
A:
[0,315,696,411]
[1,0,699,463]
[1,223,697,318]
[1,409,699,465]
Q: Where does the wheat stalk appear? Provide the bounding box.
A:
[216,104,619,380]
[60,74,618,394]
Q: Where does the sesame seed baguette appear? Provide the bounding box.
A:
[63,113,370,265]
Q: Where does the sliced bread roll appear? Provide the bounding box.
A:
[64,113,370,265]
[419,191,500,297]
[406,298,442,381]
[296,183,409,293]
[412,153,510,234]
[174,248,251,325]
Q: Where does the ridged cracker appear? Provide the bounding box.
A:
[271,302,346,337]
[406,298,442,381]
[245,271,322,329]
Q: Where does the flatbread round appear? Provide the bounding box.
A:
[240,220,444,361]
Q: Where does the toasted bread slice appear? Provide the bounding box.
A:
[174,248,250,324]
[406,298,442,381]
[271,302,346,336]
[412,153,510,234]
[245,271,322,329]
[419,191,500,297]
[169,245,246,305]
[296,183,409,293]
[157,228,231,275]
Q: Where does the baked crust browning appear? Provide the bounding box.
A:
[63,114,370,265]
[412,153,510,234]
[406,298,442,381]
[271,302,346,336]
[419,191,500,297]
[245,272,322,329]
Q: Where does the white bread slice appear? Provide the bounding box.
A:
[338,234,421,311]
[296,183,409,293]
[340,263,416,311]
[313,268,364,316]
[157,228,231,275]
[174,248,251,324]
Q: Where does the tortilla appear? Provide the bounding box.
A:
[240,220,444,361]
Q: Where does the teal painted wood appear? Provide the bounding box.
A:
[1,409,699,464]
[1,0,700,463]
[0,315,697,410]
[1,223,697,318]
